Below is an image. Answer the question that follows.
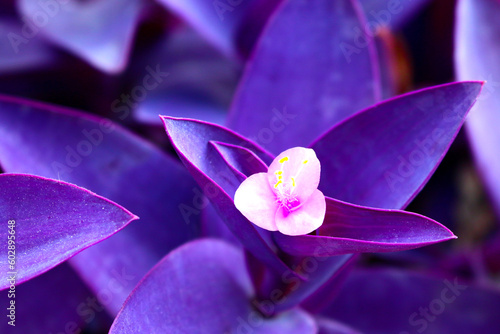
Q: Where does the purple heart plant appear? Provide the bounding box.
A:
[1,0,500,333]
[111,0,495,330]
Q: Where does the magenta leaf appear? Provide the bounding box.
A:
[312,81,484,209]
[109,239,317,334]
[227,0,381,154]
[0,174,137,289]
[274,197,456,257]
[455,0,500,217]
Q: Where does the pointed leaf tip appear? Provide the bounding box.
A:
[0,174,138,290]
[312,81,483,210]
[274,196,456,257]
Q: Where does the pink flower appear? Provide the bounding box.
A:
[234,147,326,236]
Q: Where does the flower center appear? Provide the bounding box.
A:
[273,156,308,213]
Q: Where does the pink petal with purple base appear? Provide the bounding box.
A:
[268,147,321,204]
[275,189,326,236]
[234,173,278,231]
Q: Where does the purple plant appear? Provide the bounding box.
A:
[0,0,500,333]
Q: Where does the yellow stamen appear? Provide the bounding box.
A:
[279,156,289,163]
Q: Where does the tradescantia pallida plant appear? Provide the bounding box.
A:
[108,79,488,333]
[2,0,500,333]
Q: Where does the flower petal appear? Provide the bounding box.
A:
[274,197,455,256]
[312,81,484,209]
[234,173,279,231]
[0,174,137,289]
[275,189,326,236]
[227,0,381,154]
[268,147,321,204]
[455,0,500,218]
[109,239,317,334]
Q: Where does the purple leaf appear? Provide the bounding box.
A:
[274,197,456,257]
[162,116,271,197]
[161,116,300,280]
[0,263,111,333]
[209,142,357,314]
[227,0,381,154]
[0,96,200,314]
[210,141,269,177]
[134,27,240,126]
[161,115,459,312]
[0,174,137,289]
[234,0,282,57]
[110,239,317,334]
[272,255,356,314]
[0,18,54,73]
[312,81,483,209]
[156,0,257,58]
[17,0,144,73]
[301,257,358,314]
[455,0,500,217]
[321,268,500,333]
[136,93,227,126]
[201,200,241,245]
